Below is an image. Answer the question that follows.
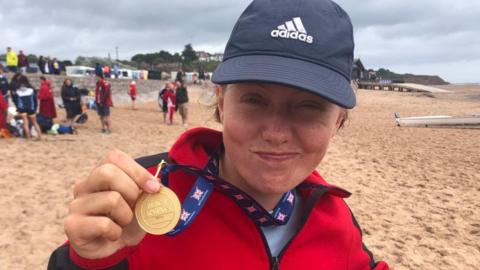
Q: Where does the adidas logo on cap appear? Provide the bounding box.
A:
[270,17,314,44]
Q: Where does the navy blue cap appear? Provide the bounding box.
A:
[212,0,356,108]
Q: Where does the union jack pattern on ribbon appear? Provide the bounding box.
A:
[161,149,296,235]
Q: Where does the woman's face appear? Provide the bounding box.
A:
[65,80,72,86]
[218,82,344,198]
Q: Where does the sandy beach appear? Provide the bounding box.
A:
[0,83,479,269]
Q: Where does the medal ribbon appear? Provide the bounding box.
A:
[161,152,296,236]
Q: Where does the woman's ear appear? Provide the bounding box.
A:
[216,85,225,123]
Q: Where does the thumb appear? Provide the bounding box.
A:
[144,178,161,193]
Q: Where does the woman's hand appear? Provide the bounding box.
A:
[64,150,161,259]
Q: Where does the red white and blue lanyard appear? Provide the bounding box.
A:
[160,151,296,236]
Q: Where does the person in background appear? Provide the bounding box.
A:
[38,56,46,74]
[95,63,103,77]
[44,57,51,74]
[129,81,137,110]
[9,72,22,109]
[198,69,206,87]
[158,82,169,123]
[61,78,81,126]
[176,69,183,82]
[175,80,189,126]
[103,65,111,78]
[161,82,176,125]
[15,75,42,139]
[38,76,57,120]
[17,50,29,73]
[0,93,8,138]
[0,65,9,110]
[113,64,119,79]
[52,58,61,75]
[95,74,113,134]
[6,47,18,73]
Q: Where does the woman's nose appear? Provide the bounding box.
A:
[261,112,291,145]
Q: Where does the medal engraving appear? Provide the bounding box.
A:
[135,187,181,235]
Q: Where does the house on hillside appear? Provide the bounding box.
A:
[196,51,224,62]
[209,53,224,62]
[196,51,210,62]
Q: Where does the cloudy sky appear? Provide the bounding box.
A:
[1,0,479,83]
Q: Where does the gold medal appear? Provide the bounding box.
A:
[135,186,181,235]
[135,160,181,235]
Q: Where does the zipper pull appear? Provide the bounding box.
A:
[271,257,280,270]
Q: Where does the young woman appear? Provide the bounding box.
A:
[129,81,137,110]
[175,80,189,127]
[48,0,389,269]
[95,74,113,134]
[38,76,57,120]
[37,76,57,133]
[15,75,42,139]
[61,78,81,125]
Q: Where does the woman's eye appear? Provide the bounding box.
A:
[241,95,266,105]
[297,102,322,110]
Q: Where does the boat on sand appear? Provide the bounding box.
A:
[394,113,480,128]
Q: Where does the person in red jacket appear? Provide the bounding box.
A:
[129,81,137,110]
[162,82,176,125]
[48,0,389,269]
[95,74,113,134]
[38,76,57,119]
[0,94,8,130]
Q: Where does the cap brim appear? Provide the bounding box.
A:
[212,55,355,109]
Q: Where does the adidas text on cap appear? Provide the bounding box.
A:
[212,0,356,109]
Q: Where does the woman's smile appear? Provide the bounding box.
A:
[251,150,301,164]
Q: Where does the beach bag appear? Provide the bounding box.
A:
[0,128,13,138]
[57,125,75,134]
[6,123,20,137]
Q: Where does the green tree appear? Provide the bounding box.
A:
[60,60,73,71]
[181,44,198,64]
[27,54,38,64]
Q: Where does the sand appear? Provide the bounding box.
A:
[0,84,479,269]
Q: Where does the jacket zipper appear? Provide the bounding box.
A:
[256,187,329,270]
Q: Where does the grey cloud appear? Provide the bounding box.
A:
[1,0,479,82]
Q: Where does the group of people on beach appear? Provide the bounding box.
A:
[157,79,189,126]
[0,67,65,139]
[5,46,62,75]
[0,64,114,138]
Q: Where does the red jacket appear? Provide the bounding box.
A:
[161,89,176,106]
[95,79,113,107]
[0,94,7,129]
[38,80,57,118]
[129,84,137,98]
[49,128,389,270]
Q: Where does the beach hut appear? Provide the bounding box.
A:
[184,72,198,84]
[118,69,133,79]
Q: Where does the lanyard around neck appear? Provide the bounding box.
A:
[161,151,296,236]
